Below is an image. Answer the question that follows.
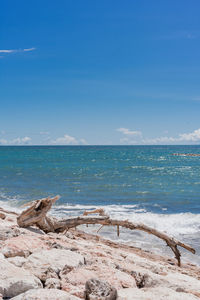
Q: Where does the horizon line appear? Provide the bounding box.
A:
[0,144,200,147]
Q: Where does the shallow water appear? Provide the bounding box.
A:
[0,145,200,264]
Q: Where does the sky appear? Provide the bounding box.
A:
[1,0,200,145]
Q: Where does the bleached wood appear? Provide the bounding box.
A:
[17,196,195,266]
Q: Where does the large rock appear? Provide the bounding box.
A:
[0,212,6,219]
[24,249,84,281]
[90,265,136,289]
[2,246,30,258]
[0,258,42,298]
[85,278,117,300]
[108,269,136,289]
[61,264,136,298]
[11,288,81,300]
[45,278,61,289]
[0,225,20,241]
[61,268,96,299]
[117,287,199,300]
[1,234,49,258]
[61,268,96,285]
[7,256,27,267]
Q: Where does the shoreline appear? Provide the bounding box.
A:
[0,207,200,299]
[1,199,200,266]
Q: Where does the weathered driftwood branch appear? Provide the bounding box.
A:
[0,207,18,216]
[17,196,60,233]
[17,196,195,266]
[83,208,107,216]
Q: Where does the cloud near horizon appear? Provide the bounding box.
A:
[50,134,88,145]
[0,136,31,145]
[143,128,200,144]
[0,129,200,145]
[0,132,88,145]
[117,127,200,145]
[117,128,142,136]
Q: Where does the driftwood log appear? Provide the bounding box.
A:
[17,196,195,267]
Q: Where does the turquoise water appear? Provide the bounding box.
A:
[0,145,200,264]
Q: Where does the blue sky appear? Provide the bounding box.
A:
[1,0,200,145]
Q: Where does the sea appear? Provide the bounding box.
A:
[0,145,200,265]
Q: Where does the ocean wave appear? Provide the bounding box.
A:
[0,192,199,239]
[51,203,145,217]
[126,212,200,236]
[51,203,200,237]
[0,199,22,214]
[0,195,199,264]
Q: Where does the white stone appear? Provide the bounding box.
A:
[45,278,61,289]
[0,253,5,260]
[7,256,27,267]
[0,258,42,298]
[23,249,84,280]
[117,287,199,300]
[2,246,29,258]
[11,288,81,300]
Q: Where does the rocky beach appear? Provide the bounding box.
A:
[0,206,200,300]
[2,1,200,299]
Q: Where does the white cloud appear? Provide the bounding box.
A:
[179,128,200,142]
[142,129,200,145]
[0,136,31,145]
[117,127,143,144]
[12,137,31,145]
[0,133,88,146]
[141,136,176,145]
[117,127,200,145]
[0,139,7,144]
[51,134,78,145]
[0,48,36,54]
[120,137,139,145]
[50,134,89,145]
[80,138,88,145]
[117,127,142,136]
[23,48,36,52]
[0,50,15,53]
